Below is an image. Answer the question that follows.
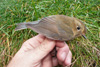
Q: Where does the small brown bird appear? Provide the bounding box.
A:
[15,15,87,41]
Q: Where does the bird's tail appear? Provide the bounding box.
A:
[15,23,28,31]
[15,21,39,31]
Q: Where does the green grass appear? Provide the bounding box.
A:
[0,0,100,67]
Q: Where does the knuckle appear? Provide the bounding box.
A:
[39,43,48,52]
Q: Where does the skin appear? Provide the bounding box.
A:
[7,34,72,67]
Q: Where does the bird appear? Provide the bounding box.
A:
[15,15,87,41]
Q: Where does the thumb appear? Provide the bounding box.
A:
[32,38,55,61]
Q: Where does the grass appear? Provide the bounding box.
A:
[0,0,100,67]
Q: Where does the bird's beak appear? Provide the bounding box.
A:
[82,34,87,39]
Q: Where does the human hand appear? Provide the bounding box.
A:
[7,34,72,67]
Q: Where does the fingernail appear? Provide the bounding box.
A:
[61,52,66,61]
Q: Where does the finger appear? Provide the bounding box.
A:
[27,34,45,44]
[31,34,46,43]
[22,34,46,49]
[52,57,58,66]
[32,38,56,61]
[56,42,69,62]
[42,54,53,67]
[64,50,72,66]
[56,41,65,48]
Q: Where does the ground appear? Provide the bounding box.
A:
[0,0,100,67]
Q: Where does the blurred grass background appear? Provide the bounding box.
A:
[0,0,100,67]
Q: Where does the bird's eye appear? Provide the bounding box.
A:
[77,26,80,30]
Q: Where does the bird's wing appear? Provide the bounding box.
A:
[26,16,62,40]
[51,15,74,40]
[26,15,74,41]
